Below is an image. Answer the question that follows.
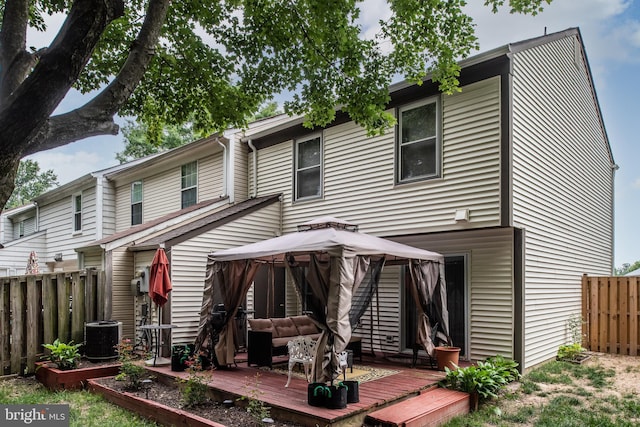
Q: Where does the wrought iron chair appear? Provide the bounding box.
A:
[285,336,317,387]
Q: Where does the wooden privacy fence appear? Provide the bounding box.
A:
[0,269,108,376]
[582,274,640,356]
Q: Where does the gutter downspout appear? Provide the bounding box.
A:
[216,138,228,198]
[611,162,619,274]
[248,139,257,198]
[95,175,104,240]
[34,202,39,232]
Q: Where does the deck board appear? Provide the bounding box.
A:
[146,354,449,426]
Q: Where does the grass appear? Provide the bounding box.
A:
[0,377,157,427]
[442,359,640,427]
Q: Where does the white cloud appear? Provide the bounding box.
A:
[27,150,105,185]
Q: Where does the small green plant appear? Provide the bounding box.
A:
[557,342,587,361]
[41,339,82,370]
[178,353,209,408]
[442,355,521,401]
[114,338,148,390]
[238,373,271,426]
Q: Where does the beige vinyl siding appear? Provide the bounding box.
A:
[511,35,613,368]
[197,153,224,201]
[110,247,135,338]
[169,202,282,344]
[102,179,117,237]
[231,136,249,201]
[114,154,225,232]
[37,185,98,264]
[393,228,515,361]
[254,77,502,236]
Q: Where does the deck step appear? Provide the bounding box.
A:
[364,387,470,427]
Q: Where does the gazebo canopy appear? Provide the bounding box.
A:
[210,216,443,264]
[195,217,450,382]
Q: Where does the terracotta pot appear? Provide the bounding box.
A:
[435,346,461,371]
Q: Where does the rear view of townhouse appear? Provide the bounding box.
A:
[0,28,614,371]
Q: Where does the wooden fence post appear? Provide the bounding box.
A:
[0,279,10,375]
[57,274,70,343]
[71,272,86,345]
[10,278,25,374]
[25,275,41,374]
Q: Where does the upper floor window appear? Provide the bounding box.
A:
[294,134,322,201]
[131,181,143,226]
[18,221,25,238]
[181,161,198,208]
[397,97,441,183]
[72,193,82,233]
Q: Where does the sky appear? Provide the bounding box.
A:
[25,0,640,268]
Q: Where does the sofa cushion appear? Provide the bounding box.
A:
[248,318,276,336]
[272,336,294,348]
[271,317,298,338]
[291,315,320,336]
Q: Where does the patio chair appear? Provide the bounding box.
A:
[285,336,317,387]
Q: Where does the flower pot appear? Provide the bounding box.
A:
[343,380,359,403]
[435,346,461,371]
[326,384,348,409]
[171,344,194,372]
[307,383,328,407]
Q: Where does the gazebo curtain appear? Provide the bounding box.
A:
[408,259,450,357]
[286,253,373,382]
[194,258,260,366]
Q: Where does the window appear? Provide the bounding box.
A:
[181,161,198,208]
[397,98,441,183]
[131,181,143,226]
[294,134,322,201]
[18,221,25,238]
[72,193,82,233]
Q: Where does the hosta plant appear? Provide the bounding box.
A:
[41,339,82,370]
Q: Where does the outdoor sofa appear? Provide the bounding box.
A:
[247,315,321,368]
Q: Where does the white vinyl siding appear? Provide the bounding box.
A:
[102,180,117,237]
[511,35,613,369]
[394,228,515,361]
[0,232,46,276]
[37,185,98,265]
[254,77,501,236]
[169,202,281,344]
[232,136,249,201]
[198,152,224,201]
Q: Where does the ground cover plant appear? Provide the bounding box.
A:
[442,352,640,427]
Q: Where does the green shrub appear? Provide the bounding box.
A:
[114,339,149,391]
[557,343,586,361]
[177,353,210,408]
[442,355,521,401]
[41,339,81,370]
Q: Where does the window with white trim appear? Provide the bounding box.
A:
[131,181,143,226]
[72,193,82,233]
[294,134,322,201]
[397,97,441,183]
[181,161,198,208]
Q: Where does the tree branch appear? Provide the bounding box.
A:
[85,0,171,116]
[0,0,31,101]
[0,0,124,157]
[20,0,171,156]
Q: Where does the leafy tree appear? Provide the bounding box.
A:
[116,120,195,164]
[4,160,58,209]
[615,261,640,276]
[0,0,552,209]
[251,102,282,121]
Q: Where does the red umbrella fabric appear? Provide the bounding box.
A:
[149,248,172,307]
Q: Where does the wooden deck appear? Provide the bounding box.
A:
[146,353,449,427]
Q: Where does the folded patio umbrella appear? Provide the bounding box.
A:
[147,247,173,365]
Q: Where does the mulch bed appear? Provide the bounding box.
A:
[95,375,305,427]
